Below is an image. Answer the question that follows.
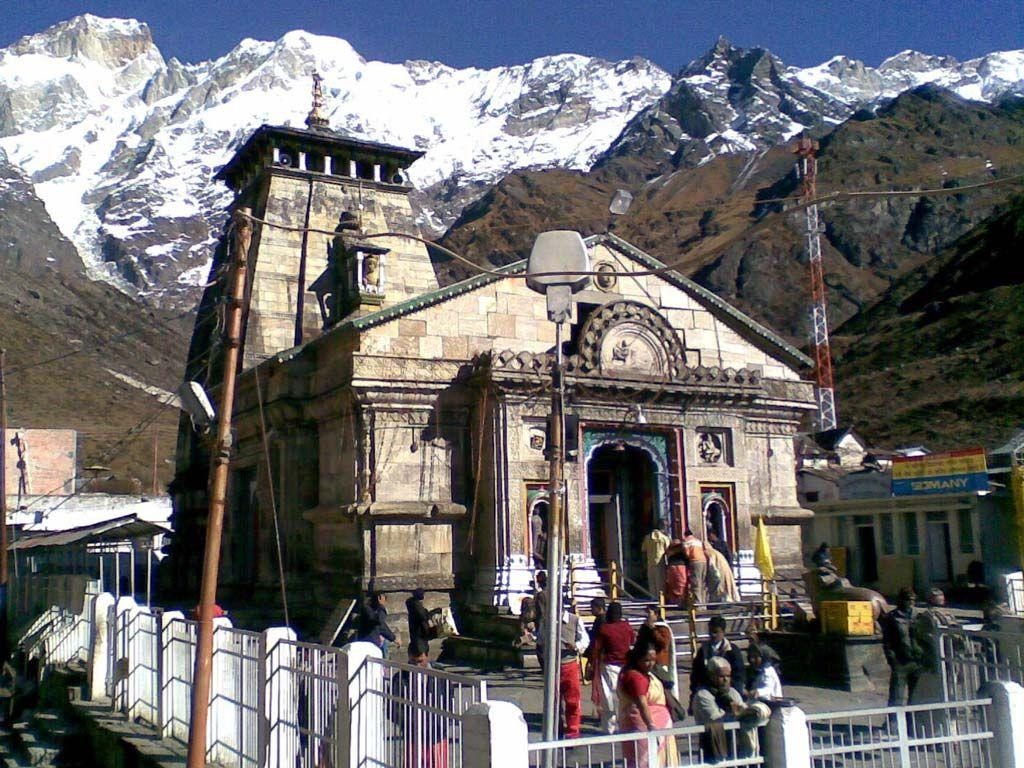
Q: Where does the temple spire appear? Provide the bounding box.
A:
[305,71,329,131]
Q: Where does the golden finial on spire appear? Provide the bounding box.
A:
[306,71,329,130]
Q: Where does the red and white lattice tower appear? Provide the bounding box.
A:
[795,135,837,431]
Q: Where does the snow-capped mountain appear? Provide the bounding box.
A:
[599,37,1024,170]
[0,16,1021,307]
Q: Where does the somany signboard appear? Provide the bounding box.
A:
[891,447,989,496]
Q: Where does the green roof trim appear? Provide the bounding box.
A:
[343,261,527,331]
[588,233,813,369]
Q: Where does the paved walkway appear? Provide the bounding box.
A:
[443,662,890,737]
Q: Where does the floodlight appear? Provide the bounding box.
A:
[178,381,216,430]
[609,189,633,216]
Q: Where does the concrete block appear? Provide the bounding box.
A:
[462,701,528,768]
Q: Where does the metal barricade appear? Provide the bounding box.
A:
[941,627,1024,701]
[350,655,488,768]
[806,698,995,767]
[117,607,161,726]
[527,721,763,768]
[264,638,345,768]
[209,626,265,768]
[162,617,197,743]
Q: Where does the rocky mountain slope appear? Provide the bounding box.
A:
[441,87,1024,339]
[0,149,190,485]
[0,15,1021,310]
[832,194,1024,449]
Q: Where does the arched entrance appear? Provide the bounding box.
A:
[586,443,660,588]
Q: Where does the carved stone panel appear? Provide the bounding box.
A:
[578,301,686,380]
[696,428,732,466]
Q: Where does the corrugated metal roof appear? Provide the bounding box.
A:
[10,515,169,551]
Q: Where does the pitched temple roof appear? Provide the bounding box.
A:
[330,232,811,370]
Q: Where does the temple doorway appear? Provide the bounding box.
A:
[586,443,658,589]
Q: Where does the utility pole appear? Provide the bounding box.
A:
[152,428,159,496]
[541,322,566,746]
[186,208,251,768]
[0,349,8,663]
[796,136,838,431]
[524,231,590,753]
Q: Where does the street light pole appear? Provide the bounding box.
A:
[525,230,590,750]
[186,208,251,768]
[541,321,566,744]
[0,349,8,664]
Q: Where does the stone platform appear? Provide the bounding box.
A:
[762,630,888,693]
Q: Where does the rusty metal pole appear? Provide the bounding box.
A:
[0,349,8,663]
[185,208,251,768]
[540,322,565,748]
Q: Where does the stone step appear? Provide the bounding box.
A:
[26,715,69,743]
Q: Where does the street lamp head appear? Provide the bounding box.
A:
[526,230,591,323]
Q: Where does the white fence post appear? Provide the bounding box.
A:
[208,615,235,765]
[765,704,812,768]
[461,701,528,768]
[88,593,115,701]
[983,681,1024,768]
[262,627,297,768]
[344,641,383,768]
[112,596,139,712]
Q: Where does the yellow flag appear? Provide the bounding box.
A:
[1013,462,1024,571]
[754,517,775,580]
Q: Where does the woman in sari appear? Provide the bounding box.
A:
[618,641,680,768]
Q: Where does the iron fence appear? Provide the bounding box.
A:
[209,626,265,768]
[350,655,488,768]
[115,606,161,726]
[264,637,345,768]
[806,698,995,768]
[527,720,763,768]
[162,616,196,743]
[940,627,1024,701]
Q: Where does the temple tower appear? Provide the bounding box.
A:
[213,83,435,368]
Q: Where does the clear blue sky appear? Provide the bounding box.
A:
[4,1,1022,71]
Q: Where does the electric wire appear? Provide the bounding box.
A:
[5,305,201,378]
[254,366,291,627]
[11,309,224,516]
[236,171,1024,282]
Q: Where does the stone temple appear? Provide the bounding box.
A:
[167,113,817,635]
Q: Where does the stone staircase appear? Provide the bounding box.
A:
[0,709,87,768]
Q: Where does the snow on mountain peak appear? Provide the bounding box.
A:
[8,14,157,68]
[0,19,1020,310]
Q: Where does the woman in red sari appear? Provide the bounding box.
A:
[617,641,680,767]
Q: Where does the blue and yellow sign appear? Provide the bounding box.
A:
[892,448,989,496]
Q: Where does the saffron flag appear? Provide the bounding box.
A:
[754,517,775,580]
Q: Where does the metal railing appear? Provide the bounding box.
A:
[527,720,763,768]
[806,698,995,767]
[162,616,197,743]
[941,627,1024,701]
[264,638,345,768]
[115,607,161,725]
[350,655,488,768]
[209,626,265,768]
